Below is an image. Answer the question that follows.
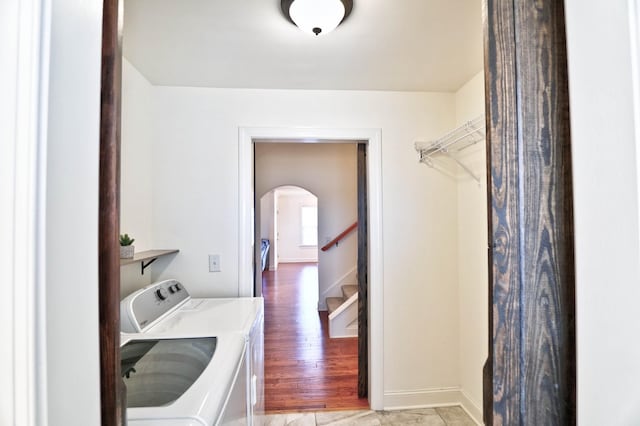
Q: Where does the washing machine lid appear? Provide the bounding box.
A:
[121,337,216,408]
[121,332,247,425]
[147,297,264,336]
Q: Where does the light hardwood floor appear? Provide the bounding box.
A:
[262,262,369,412]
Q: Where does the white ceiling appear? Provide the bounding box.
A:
[123,0,484,92]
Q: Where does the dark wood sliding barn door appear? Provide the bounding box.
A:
[357,143,368,399]
[483,0,576,424]
[99,0,124,424]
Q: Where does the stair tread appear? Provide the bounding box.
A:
[326,297,344,314]
[342,285,358,299]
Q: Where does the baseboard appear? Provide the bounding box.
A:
[384,387,482,425]
[384,387,461,410]
[278,258,318,263]
[459,389,483,425]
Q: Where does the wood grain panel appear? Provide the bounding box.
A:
[484,1,522,424]
[357,143,368,398]
[484,0,576,424]
[99,0,124,424]
[482,5,495,423]
[262,263,368,412]
[514,1,576,424]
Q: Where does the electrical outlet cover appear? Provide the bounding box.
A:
[208,254,221,272]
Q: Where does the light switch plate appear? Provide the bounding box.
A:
[209,254,221,272]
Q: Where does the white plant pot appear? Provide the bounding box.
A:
[120,245,135,259]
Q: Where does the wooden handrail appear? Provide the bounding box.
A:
[321,222,358,252]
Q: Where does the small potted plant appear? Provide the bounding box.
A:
[119,233,135,259]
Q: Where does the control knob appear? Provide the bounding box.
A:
[155,288,168,301]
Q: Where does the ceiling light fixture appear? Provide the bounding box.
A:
[281,0,353,36]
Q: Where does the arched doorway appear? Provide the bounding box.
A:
[258,185,319,278]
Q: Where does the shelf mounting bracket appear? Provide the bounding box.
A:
[442,149,481,185]
[141,257,158,275]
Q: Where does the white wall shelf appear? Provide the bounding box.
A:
[415,115,485,184]
[121,249,179,275]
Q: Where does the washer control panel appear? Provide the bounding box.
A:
[120,279,190,333]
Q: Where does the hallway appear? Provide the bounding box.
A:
[263,262,368,412]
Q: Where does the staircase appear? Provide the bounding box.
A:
[326,284,358,338]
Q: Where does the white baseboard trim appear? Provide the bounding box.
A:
[459,389,483,425]
[384,387,482,425]
[278,258,318,263]
[384,387,461,410]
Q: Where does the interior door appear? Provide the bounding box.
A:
[357,143,368,399]
[483,0,576,424]
[99,0,125,424]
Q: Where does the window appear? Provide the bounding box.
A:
[300,205,318,246]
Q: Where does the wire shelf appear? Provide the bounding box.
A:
[414,115,485,184]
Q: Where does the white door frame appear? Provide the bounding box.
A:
[238,126,384,409]
[630,0,640,236]
[1,0,50,424]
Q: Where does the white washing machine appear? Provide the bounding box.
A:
[120,279,264,426]
[120,331,248,426]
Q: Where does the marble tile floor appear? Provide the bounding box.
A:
[263,406,478,426]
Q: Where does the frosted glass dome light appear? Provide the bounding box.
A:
[282,0,353,36]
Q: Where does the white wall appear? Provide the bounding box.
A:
[260,191,273,242]
[2,1,50,422]
[259,190,277,270]
[0,3,20,421]
[565,1,640,424]
[273,188,318,263]
[46,0,102,424]
[256,191,278,270]
[132,79,462,399]
[120,59,155,298]
[255,144,355,307]
[454,71,487,420]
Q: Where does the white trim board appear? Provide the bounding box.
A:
[459,389,483,425]
[1,0,50,424]
[630,0,640,248]
[277,258,318,263]
[384,388,482,425]
[238,126,384,410]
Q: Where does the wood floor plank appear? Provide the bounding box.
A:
[262,263,368,413]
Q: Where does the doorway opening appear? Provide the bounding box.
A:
[259,186,319,277]
[239,129,383,409]
[254,144,366,411]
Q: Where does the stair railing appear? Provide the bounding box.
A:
[321,222,357,252]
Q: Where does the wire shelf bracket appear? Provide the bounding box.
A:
[414,115,485,184]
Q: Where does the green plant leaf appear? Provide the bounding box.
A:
[119,233,134,246]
